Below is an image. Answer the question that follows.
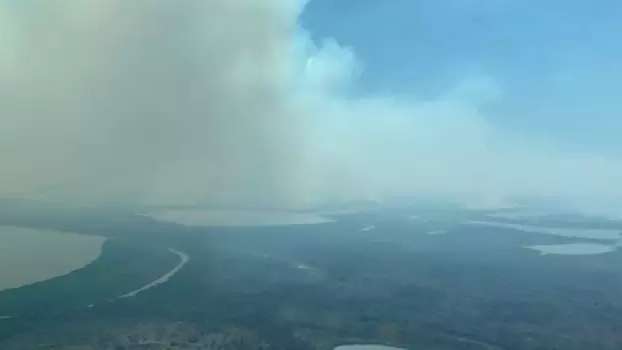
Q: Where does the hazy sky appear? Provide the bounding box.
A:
[302,0,622,154]
[1,0,621,214]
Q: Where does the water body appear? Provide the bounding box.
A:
[426,230,447,236]
[487,210,562,220]
[335,345,405,350]
[408,215,425,222]
[466,221,621,240]
[0,227,105,292]
[146,209,333,227]
[361,225,376,232]
[119,249,189,298]
[526,243,616,256]
[295,263,313,270]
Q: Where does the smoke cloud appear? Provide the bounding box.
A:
[2,0,622,213]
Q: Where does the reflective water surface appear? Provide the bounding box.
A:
[0,226,105,292]
[147,209,333,227]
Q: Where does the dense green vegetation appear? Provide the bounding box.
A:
[0,238,178,341]
[2,201,622,349]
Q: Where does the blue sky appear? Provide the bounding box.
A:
[301,1,622,154]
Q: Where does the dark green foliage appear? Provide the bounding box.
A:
[3,203,622,349]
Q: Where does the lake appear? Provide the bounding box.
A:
[145,209,333,227]
[466,221,621,240]
[334,345,405,350]
[526,243,617,256]
[0,226,106,292]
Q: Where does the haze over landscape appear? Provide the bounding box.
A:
[2,1,622,350]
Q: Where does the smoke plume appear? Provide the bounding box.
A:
[2,0,622,213]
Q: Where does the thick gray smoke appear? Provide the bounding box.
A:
[2,0,622,213]
[1,0,306,207]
